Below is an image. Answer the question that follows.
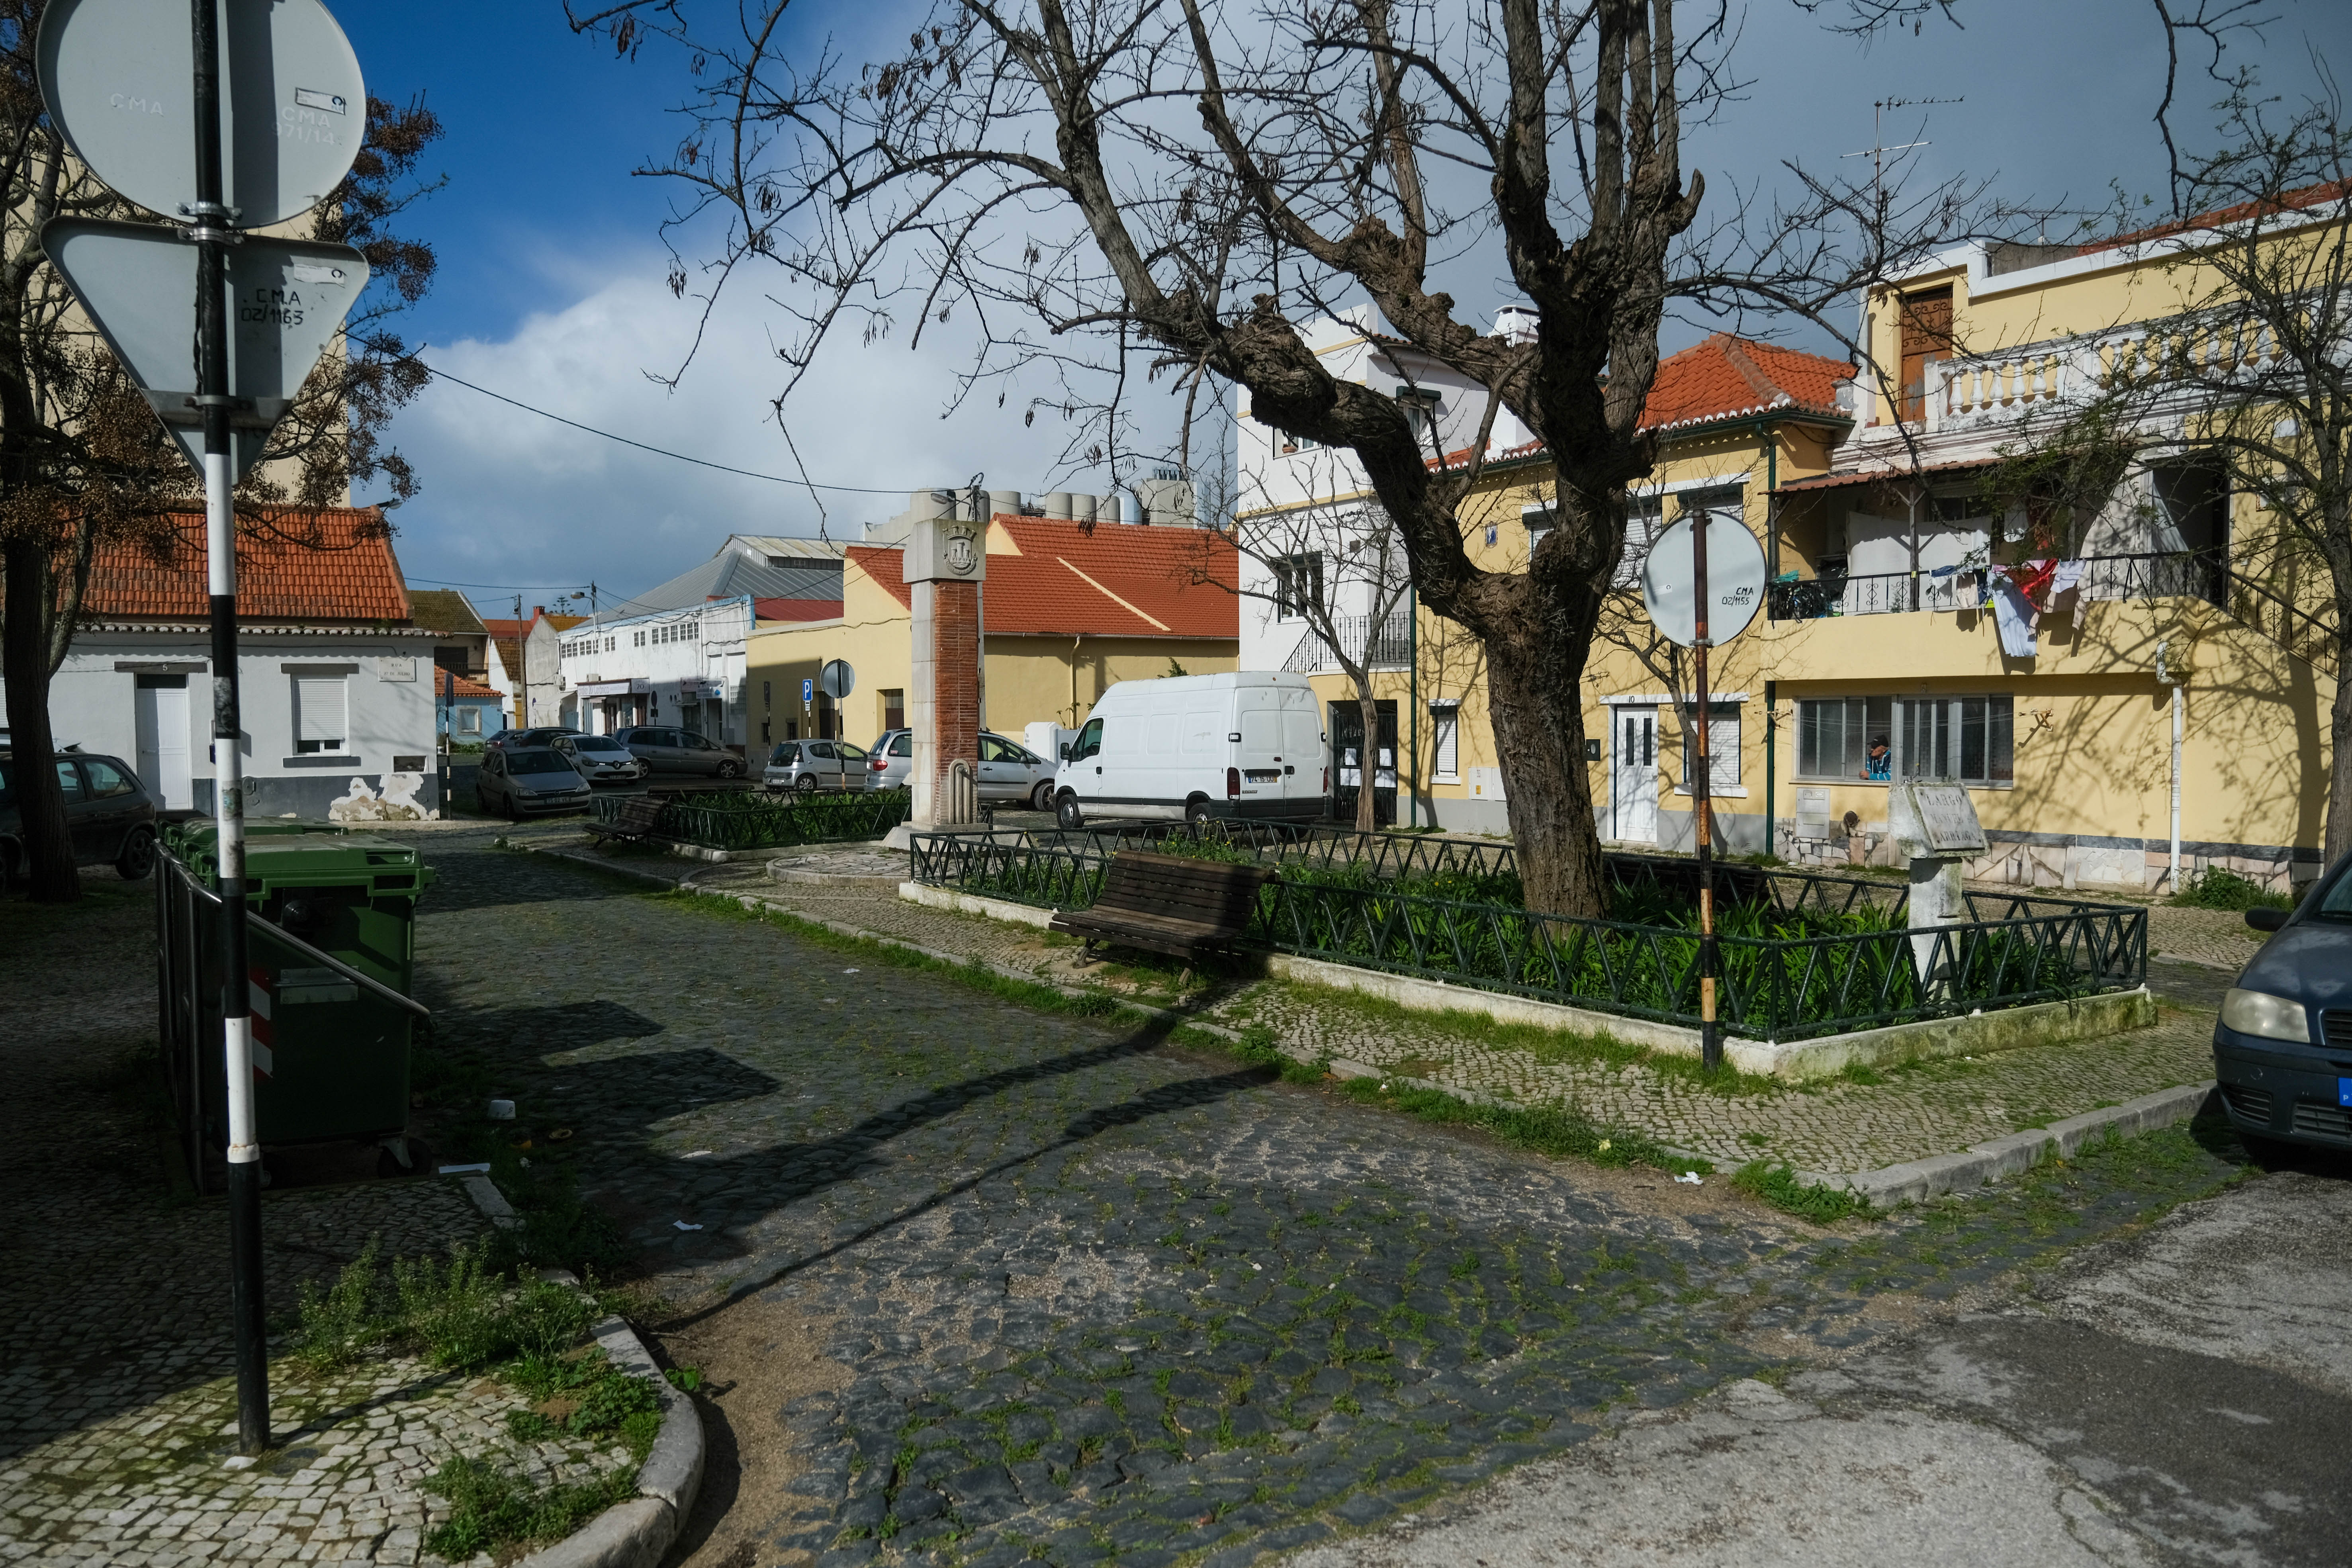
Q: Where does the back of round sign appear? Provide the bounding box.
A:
[1638,514,1767,647]
[820,659,856,700]
[39,0,365,227]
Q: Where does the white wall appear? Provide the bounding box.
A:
[557,595,754,746]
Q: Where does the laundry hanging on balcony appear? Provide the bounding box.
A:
[1990,574,2039,656]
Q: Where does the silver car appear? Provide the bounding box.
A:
[763,737,873,793]
[861,729,1053,808]
[554,732,648,785]
[614,725,746,779]
[475,747,592,817]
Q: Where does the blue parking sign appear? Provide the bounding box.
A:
[802,678,814,703]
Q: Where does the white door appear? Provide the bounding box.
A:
[135,675,192,810]
[1612,706,1657,844]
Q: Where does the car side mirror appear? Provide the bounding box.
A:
[2245,906,2289,933]
[1059,744,1070,761]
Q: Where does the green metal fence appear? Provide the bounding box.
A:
[594,787,912,850]
[907,828,2147,1041]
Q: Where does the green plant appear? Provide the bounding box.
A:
[393,1241,508,1369]
[291,1238,385,1371]
[2172,865,2293,912]
[423,1456,634,1559]
[1731,1162,1867,1224]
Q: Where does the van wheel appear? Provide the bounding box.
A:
[1055,793,1085,830]
[1030,780,1056,812]
[1184,796,1213,825]
[716,758,743,780]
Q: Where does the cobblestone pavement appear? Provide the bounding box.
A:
[0,873,608,1567]
[562,837,2223,1177]
[2145,902,2267,968]
[415,830,2266,1568]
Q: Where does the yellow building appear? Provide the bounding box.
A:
[746,513,1239,751]
[1237,216,2340,893]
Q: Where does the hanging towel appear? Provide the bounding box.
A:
[2050,559,2086,596]
[2006,557,2058,608]
[1990,576,2039,657]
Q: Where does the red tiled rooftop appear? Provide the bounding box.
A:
[1639,334,1853,432]
[82,507,410,622]
[753,596,844,623]
[847,517,1237,638]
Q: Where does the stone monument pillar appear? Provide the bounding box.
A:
[1888,782,1989,992]
[905,504,986,831]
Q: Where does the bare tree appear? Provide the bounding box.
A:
[0,2,440,904]
[570,0,2019,916]
[1996,74,2352,860]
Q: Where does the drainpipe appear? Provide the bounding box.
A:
[1408,582,1419,830]
[2157,640,2184,889]
[1070,634,1083,727]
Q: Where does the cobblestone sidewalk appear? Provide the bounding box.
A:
[410,829,2261,1568]
[0,876,622,1568]
[548,835,2223,1178]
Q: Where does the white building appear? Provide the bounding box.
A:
[6,509,444,818]
[558,595,757,748]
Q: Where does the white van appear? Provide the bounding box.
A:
[1052,672,1330,827]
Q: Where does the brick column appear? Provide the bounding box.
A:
[913,578,981,825]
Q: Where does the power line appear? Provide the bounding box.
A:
[406,359,914,495]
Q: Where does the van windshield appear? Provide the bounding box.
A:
[1070,718,1103,761]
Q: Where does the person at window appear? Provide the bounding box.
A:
[1862,736,1892,781]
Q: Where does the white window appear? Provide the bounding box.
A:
[295,676,347,754]
[1677,702,1740,791]
[457,706,482,734]
[1430,702,1460,782]
[1394,386,1440,445]
[1272,553,1324,622]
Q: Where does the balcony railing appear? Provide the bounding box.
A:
[1766,550,2338,672]
[1284,609,1413,673]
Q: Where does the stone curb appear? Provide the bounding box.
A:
[446,1166,706,1568]
[1799,1080,2221,1208]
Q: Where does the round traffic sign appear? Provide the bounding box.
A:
[39,0,365,227]
[1638,513,1767,647]
[819,659,856,700]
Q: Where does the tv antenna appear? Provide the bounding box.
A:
[1844,96,1965,208]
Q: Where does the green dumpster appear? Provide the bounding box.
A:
[157,832,436,1188]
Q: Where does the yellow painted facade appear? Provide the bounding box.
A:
[745,542,1237,750]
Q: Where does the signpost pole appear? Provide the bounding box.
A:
[188,0,268,1453]
[1692,515,1720,1075]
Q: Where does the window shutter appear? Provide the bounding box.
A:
[1433,710,1459,778]
[297,677,347,744]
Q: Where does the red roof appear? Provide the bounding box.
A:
[1639,334,1852,432]
[2077,177,2350,259]
[81,507,410,622]
[847,517,1237,638]
[439,671,500,699]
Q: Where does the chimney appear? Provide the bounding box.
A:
[534,605,547,619]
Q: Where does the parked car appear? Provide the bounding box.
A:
[486,726,580,752]
[614,726,745,778]
[2213,852,2352,1157]
[474,747,593,818]
[1051,672,1328,828]
[553,732,648,785]
[980,732,1057,810]
[866,728,914,789]
[763,737,873,793]
[0,748,160,887]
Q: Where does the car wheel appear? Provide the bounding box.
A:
[796,775,821,795]
[1031,780,1056,813]
[1055,792,1085,830]
[1184,795,1213,825]
[716,758,743,780]
[114,825,158,881]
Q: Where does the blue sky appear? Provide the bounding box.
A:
[334,0,2352,609]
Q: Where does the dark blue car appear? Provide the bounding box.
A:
[2213,852,2352,1155]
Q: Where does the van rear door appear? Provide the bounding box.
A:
[1280,689,1327,809]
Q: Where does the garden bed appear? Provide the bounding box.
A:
[592,787,910,851]
[908,824,2148,1043]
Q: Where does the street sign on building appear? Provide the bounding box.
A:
[39,0,365,227]
[44,219,368,478]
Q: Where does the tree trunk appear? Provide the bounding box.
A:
[2328,621,2352,867]
[1355,683,1380,834]
[2,535,80,902]
[1484,623,1606,918]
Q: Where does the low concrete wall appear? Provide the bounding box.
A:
[899,880,1058,929]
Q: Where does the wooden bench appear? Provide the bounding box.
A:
[585,793,667,845]
[1050,850,1273,963]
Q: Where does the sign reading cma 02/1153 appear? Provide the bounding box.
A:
[38,0,369,480]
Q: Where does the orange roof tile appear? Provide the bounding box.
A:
[436,671,500,699]
[81,507,410,622]
[847,518,1237,638]
[1638,334,1853,433]
[2076,177,2350,259]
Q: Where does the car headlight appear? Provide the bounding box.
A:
[2220,987,2310,1043]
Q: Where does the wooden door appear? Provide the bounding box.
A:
[1898,286,1953,424]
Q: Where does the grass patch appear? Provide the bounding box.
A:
[2170,865,2293,912]
[290,1237,599,1373]
[1731,1162,1867,1224]
[423,1456,636,1560]
[1340,1076,1708,1176]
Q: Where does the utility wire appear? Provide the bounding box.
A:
[407,359,915,495]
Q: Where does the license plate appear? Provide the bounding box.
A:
[2340,1077,2352,1109]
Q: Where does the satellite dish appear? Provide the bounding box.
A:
[39,0,366,228]
[1639,513,1767,648]
[819,659,855,700]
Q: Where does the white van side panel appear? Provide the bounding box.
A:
[1055,671,1328,821]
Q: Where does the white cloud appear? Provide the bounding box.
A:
[374,255,1150,607]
